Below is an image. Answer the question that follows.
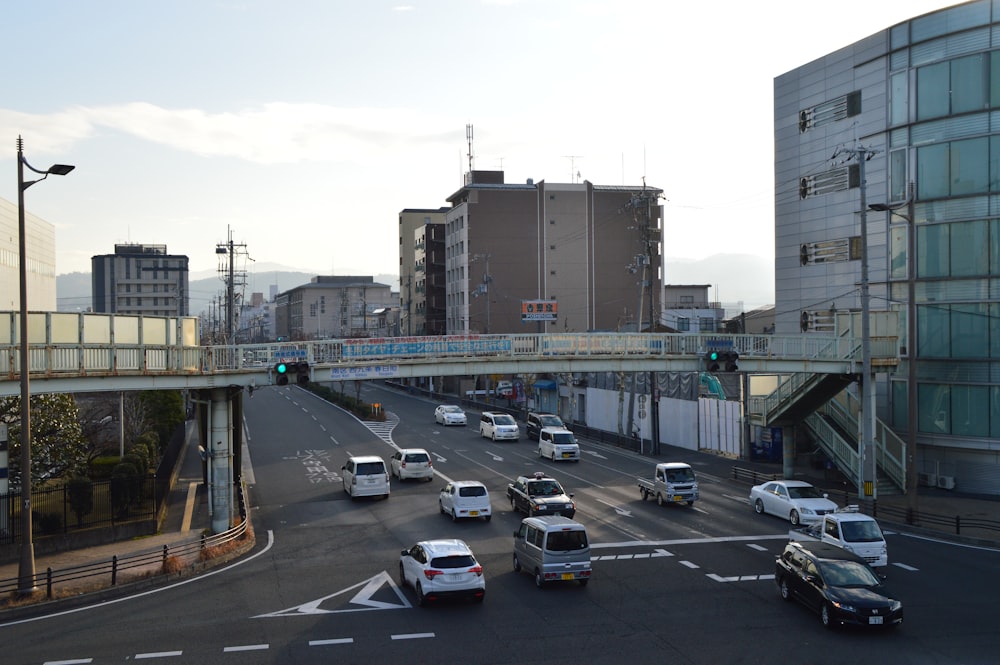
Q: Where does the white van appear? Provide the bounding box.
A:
[538,427,580,462]
[789,505,888,567]
[513,515,592,588]
[342,455,390,499]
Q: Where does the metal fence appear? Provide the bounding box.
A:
[0,483,250,599]
[0,476,159,547]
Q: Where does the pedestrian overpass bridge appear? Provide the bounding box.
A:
[0,311,899,397]
[1,311,902,531]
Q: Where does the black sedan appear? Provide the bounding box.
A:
[775,541,903,629]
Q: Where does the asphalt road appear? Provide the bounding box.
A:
[4,383,999,664]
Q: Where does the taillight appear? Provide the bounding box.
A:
[423,569,443,580]
[469,565,483,576]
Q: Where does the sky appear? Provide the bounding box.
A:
[0,0,954,299]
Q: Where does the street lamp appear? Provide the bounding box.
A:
[869,182,917,521]
[16,135,74,595]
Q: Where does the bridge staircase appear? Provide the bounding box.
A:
[754,374,906,495]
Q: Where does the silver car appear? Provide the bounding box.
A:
[434,404,467,426]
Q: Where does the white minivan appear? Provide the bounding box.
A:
[538,427,580,462]
[342,455,390,499]
[513,515,592,588]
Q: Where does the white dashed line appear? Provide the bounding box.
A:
[224,644,269,652]
[136,652,183,659]
[679,560,700,569]
[309,638,354,646]
[893,562,919,571]
[391,633,435,640]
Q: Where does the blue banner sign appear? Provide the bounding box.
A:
[341,335,511,358]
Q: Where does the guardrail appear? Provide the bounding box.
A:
[0,483,251,601]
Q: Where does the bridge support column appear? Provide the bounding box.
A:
[209,388,234,533]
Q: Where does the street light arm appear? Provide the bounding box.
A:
[19,155,75,191]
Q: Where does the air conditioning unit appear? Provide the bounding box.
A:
[917,472,937,487]
[937,475,956,490]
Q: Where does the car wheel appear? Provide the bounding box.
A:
[537,446,543,458]
[510,496,516,509]
[534,569,545,589]
[439,500,445,515]
[492,432,497,441]
[779,577,791,601]
[821,602,835,629]
[686,500,694,506]
[789,509,801,526]
[399,563,407,588]
[485,514,492,522]
[451,508,458,523]
[416,583,427,607]
[513,553,521,573]
[640,487,648,500]
[754,498,764,515]
[657,493,665,507]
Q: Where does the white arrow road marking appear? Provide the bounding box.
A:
[485,448,504,462]
[253,571,411,617]
[433,452,447,463]
[582,450,608,459]
[596,498,633,517]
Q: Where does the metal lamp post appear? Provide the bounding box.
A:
[869,181,917,520]
[16,136,74,595]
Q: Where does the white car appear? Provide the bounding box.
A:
[390,448,434,481]
[434,404,467,426]
[479,412,519,441]
[537,427,580,462]
[398,539,486,606]
[439,481,492,522]
[750,479,837,525]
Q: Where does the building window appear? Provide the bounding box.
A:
[677,317,690,331]
[698,317,715,332]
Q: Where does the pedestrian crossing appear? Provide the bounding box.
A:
[361,412,399,444]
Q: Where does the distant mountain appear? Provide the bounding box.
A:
[57,254,773,316]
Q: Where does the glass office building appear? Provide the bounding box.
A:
[775,0,1000,494]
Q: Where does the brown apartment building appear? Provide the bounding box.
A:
[440,171,662,334]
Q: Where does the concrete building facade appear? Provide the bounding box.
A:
[398,207,449,336]
[0,196,57,311]
[275,276,394,341]
[91,244,189,316]
[442,171,663,335]
[775,0,1000,493]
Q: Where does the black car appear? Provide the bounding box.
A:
[774,541,903,629]
[526,412,566,441]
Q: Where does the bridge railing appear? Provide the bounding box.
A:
[0,309,898,379]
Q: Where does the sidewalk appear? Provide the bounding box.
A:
[0,422,215,614]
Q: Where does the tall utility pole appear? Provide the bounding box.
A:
[836,143,879,501]
[626,183,662,454]
[215,227,250,344]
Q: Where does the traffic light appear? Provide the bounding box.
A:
[274,362,289,386]
[295,361,311,385]
[722,350,739,372]
[705,351,720,371]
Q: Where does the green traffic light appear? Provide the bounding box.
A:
[709,351,719,361]
[276,362,288,374]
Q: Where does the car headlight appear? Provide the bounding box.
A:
[800,507,816,515]
[831,600,856,613]
[889,599,902,612]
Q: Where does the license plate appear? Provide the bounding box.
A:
[561,573,575,581]
[673,495,683,502]
[869,616,883,625]
[562,453,572,458]
[470,511,479,516]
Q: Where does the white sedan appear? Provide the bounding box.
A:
[749,479,837,525]
[434,404,467,426]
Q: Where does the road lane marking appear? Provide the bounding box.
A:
[309,638,354,646]
[893,562,919,571]
[596,498,632,517]
[224,644,269,652]
[254,571,410,617]
[392,633,435,640]
[136,652,183,659]
[680,560,700,569]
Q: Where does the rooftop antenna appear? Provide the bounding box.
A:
[466,123,475,178]
[564,156,583,182]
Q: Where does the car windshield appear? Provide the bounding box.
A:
[441,406,461,413]
[840,520,884,542]
[540,415,563,426]
[431,554,476,569]
[787,485,824,499]
[528,480,564,496]
[552,433,576,444]
[666,468,695,482]
[494,415,515,425]
[819,560,881,587]
[459,485,486,497]
[545,530,588,552]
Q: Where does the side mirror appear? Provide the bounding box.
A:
[513,530,520,538]
[400,550,409,557]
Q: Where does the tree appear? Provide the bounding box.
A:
[138,391,185,452]
[0,393,88,485]
[66,475,94,527]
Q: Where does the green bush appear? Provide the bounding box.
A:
[66,475,94,527]
[110,462,140,518]
[90,456,121,479]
